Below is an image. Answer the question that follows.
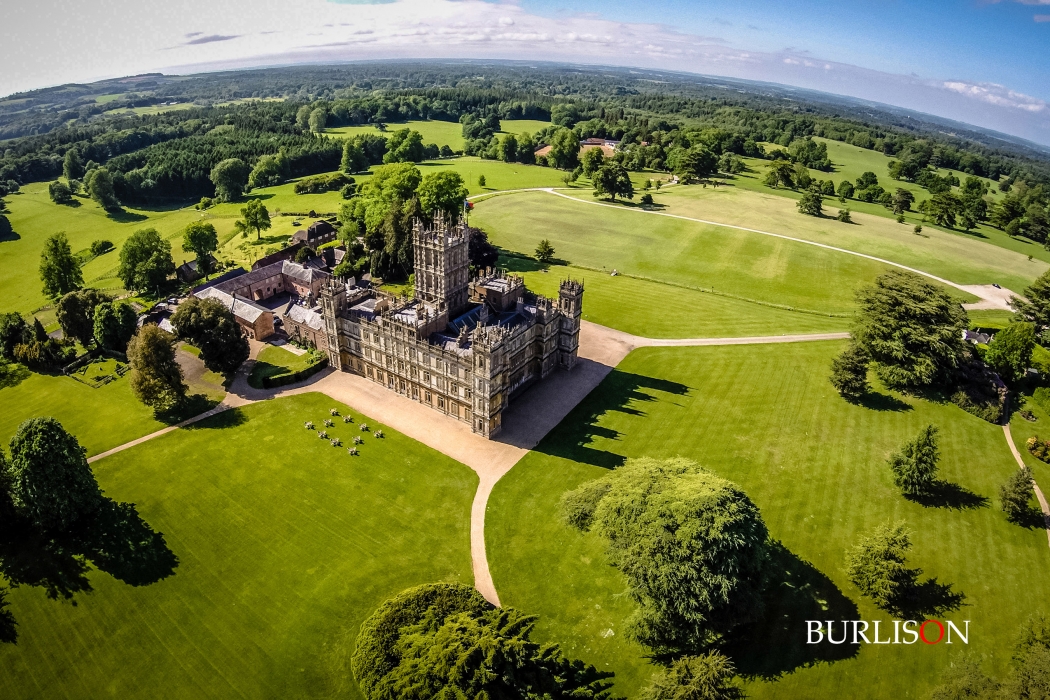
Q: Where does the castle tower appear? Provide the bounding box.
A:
[413,213,470,317]
[320,277,347,370]
[557,279,584,370]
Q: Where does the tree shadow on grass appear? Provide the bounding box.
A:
[154,393,221,425]
[498,251,571,272]
[1006,505,1049,530]
[888,577,966,620]
[0,590,15,644]
[0,362,31,389]
[719,541,859,679]
[904,480,989,511]
[0,229,20,243]
[105,208,148,223]
[858,391,912,412]
[183,406,248,430]
[0,497,178,643]
[532,368,690,470]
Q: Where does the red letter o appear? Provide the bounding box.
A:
[920,620,945,645]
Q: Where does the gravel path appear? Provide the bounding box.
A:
[1001,424,1050,550]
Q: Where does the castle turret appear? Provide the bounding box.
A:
[413,213,470,317]
[557,279,584,370]
[320,277,347,370]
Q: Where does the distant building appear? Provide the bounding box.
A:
[579,137,620,158]
[319,214,583,438]
[252,242,306,271]
[291,220,338,248]
[963,329,991,344]
[176,255,218,284]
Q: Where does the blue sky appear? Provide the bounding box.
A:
[521,0,1050,101]
[5,0,1050,145]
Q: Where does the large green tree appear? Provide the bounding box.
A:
[56,289,109,347]
[1011,269,1050,332]
[845,521,919,611]
[562,457,768,653]
[640,653,745,700]
[351,583,613,700]
[888,424,940,496]
[7,417,102,531]
[851,270,969,392]
[127,325,186,411]
[181,221,219,274]
[340,163,423,280]
[416,171,468,223]
[547,127,580,170]
[62,149,84,182]
[592,163,635,201]
[829,343,869,401]
[581,146,605,177]
[341,140,369,174]
[247,152,288,190]
[92,301,138,352]
[234,199,271,241]
[0,313,28,360]
[118,228,175,293]
[209,158,250,202]
[999,466,1035,524]
[39,232,83,299]
[84,167,119,209]
[984,322,1035,382]
[170,297,249,374]
[796,189,823,217]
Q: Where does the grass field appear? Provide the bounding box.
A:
[0,350,226,458]
[503,258,849,337]
[0,183,202,319]
[486,342,1050,698]
[247,344,323,388]
[471,190,932,315]
[563,184,1046,294]
[325,119,551,152]
[0,393,477,700]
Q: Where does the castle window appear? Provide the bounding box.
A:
[424,371,431,382]
[438,397,445,409]
[367,366,373,378]
[425,391,432,403]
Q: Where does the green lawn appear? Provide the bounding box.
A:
[471,190,927,316]
[575,183,1046,294]
[0,393,477,699]
[487,342,1050,699]
[503,258,849,337]
[0,182,202,320]
[248,344,324,388]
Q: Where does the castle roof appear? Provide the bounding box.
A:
[285,303,324,331]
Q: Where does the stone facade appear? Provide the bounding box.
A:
[320,215,583,438]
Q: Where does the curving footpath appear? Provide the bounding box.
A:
[538,188,1019,311]
[1000,424,1050,550]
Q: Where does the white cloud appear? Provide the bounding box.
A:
[2,0,1049,144]
[942,80,1048,113]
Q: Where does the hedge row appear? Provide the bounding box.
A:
[261,356,328,389]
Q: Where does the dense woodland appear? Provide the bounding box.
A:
[1,63,1048,223]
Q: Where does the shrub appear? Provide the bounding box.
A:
[836,208,852,223]
[640,652,744,700]
[559,479,610,530]
[829,343,869,400]
[888,425,939,495]
[1026,435,1050,463]
[845,521,918,611]
[640,193,654,206]
[294,172,351,195]
[1000,467,1035,522]
[89,239,113,256]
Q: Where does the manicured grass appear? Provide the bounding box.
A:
[0,393,477,699]
[487,341,1050,698]
[502,258,849,337]
[578,184,1046,294]
[0,366,165,457]
[0,182,202,319]
[247,344,324,388]
[471,191,920,315]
